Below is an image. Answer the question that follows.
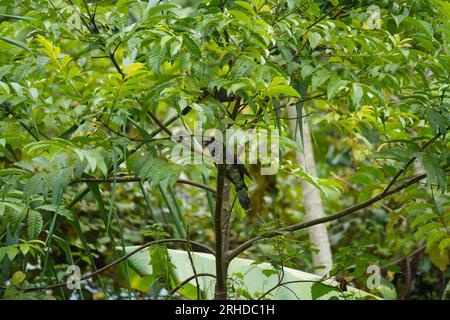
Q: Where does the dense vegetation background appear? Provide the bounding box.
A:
[0,0,449,300]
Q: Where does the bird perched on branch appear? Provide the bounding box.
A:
[224,162,253,213]
[202,137,253,213]
[199,86,252,212]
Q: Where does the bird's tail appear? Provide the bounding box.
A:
[235,183,252,213]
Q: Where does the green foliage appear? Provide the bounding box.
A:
[127,152,182,190]
[0,0,448,300]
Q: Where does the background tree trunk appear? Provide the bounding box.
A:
[288,107,333,275]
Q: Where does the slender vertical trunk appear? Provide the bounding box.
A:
[214,165,231,299]
[288,107,333,275]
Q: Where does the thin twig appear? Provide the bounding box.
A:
[228,169,446,260]
[272,94,326,111]
[258,274,338,300]
[71,176,215,193]
[66,106,193,209]
[167,273,216,298]
[147,109,173,137]
[228,132,444,260]
[110,53,124,78]
[186,233,201,300]
[381,131,442,196]
[17,238,214,292]
[381,246,425,271]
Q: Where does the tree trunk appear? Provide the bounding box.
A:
[214,165,231,299]
[288,107,333,275]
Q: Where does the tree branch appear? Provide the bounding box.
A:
[147,109,174,137]
[71,176,215,193]
[228,170,443,261]
[228,132,444,260]
[381,245,425,271]
[110,53,124,78]
[185,234,201,300]
[381,131,442,196]
[66,106,192,209]
[273,93,326,111]
[18,238,214,292]
[167,273,216,298]
[258,277,337,300]
[1,102,49,141]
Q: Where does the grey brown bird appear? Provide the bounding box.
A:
[202,137,253,212]
[224,162,253,212]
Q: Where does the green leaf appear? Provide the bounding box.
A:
[262,269,278,277]
[145,3,179,19]
[147,44,164,73]
[411,213,436,229]
[425,108,447,135]
[327,77,347,100]
[311,68,330,88]
[27,210,43,239]
[11,271,26,286]
[158,186,186,238]
[311,282,340,300]
[7,246,19,261]
[229,10,252,26]
[415,222,442,239]
[427,230,447,247]
[301,65,315,79]
[0,37,31,52]
[348,172,375,185]
[374,148,411,162]
[0,13,34,22]
[36,204,74,221]
[419,153,447,193]
[19,244,30,255]
[4,206,26,233]
[267,85,301,98]
[0,247,6,262]
[183,35,201,57]
[352,83,363,107]
[308,32,321,49]
[236,1,256,15]
[426,245,449,272]
[149,245,173,278]
[439,238,450,255]
[127,153,182,190]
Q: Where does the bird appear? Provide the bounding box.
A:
[224,162,253,213]
[202,136,253,213]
